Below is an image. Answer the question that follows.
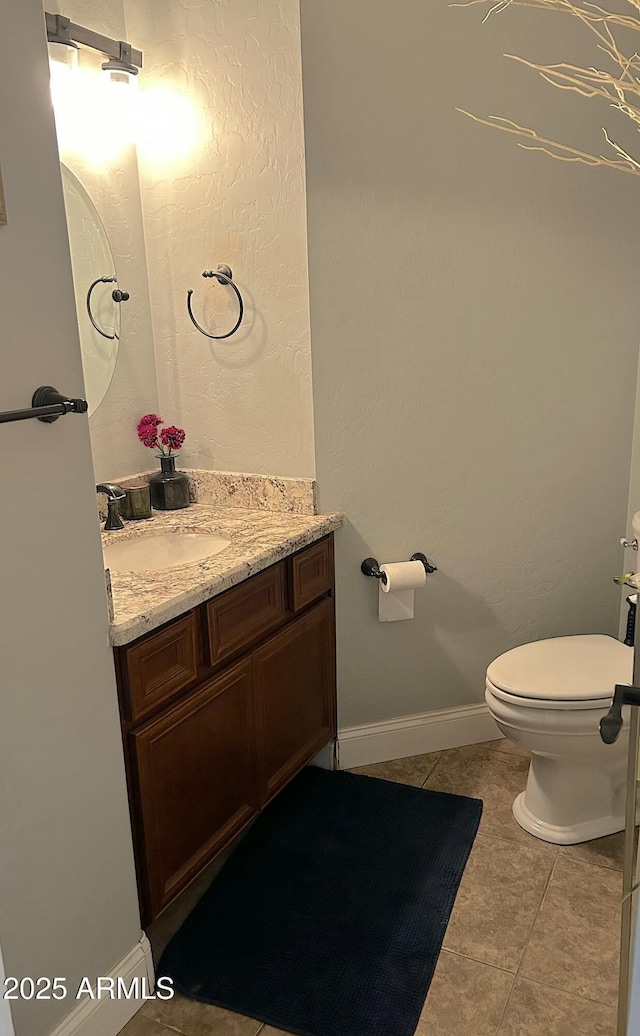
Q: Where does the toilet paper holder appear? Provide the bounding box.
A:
[361,553,437,585]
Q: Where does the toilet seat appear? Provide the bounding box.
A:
[486,634,632,711]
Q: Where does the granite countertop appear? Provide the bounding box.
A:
[103,503,344,647]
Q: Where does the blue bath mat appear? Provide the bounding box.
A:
[159,766,482,1036]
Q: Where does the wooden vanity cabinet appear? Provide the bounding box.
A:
[115,534,336,924]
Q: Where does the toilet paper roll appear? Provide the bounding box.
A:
[379,560,427,593]
[633,511,640,541]
[378,560,427,622]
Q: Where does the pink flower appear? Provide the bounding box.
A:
[160,425,186,451]
[137,414,163,449]
[136,414,186,455]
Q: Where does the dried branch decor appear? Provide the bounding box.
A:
[454,0,640,176]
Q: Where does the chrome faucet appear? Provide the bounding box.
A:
[96,482,126,531]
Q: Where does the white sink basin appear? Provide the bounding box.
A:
[103,531,231,573]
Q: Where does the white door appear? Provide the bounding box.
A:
[0,3,140,1036]
[627,825,640,1028]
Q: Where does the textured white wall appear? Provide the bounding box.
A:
[301,0,640,727]
[48,0,160,482]
[123,0,315,478]
[0,4,141,1034]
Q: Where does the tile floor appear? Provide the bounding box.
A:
[121,739,623,1036]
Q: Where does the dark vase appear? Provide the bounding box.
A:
[149,454,190,510]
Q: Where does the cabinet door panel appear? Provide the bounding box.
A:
[206,562,287,666]
[290,535,334,612]
[131,660,256,919]
[119,611,200,723]
[254,598,336,804]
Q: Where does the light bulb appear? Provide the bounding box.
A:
[104,68,138,149]
[48,41,78,111]
[107,69,136,88]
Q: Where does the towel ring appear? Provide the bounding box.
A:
[86,276,129,340]
[186,264,244,339]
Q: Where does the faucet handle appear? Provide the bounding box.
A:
[96,482,126,500]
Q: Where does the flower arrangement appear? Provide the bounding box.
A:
[137,414,186,456]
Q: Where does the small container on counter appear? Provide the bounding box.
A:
[120,481,152,520]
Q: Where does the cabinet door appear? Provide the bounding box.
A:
[289,535,334,612]
[206,561,287,666]
[253,598,336,805]
[117,610,201,724]
[131,659,257,920]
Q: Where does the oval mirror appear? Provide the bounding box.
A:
[61,164,122,416]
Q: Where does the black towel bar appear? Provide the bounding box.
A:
[0,386,88,425]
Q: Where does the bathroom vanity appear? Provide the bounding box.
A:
[106,505,341,924]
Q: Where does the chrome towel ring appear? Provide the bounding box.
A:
[86,275,129,340]
[187,264,244,339]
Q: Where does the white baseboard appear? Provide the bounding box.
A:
[337,702,502,770]
[48,934,154,1036]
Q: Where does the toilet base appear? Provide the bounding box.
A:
[512,791,629,845]
[485,682,633,846]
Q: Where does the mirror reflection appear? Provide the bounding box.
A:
[61,163,123,416]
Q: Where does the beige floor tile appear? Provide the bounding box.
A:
[497,976,617,1035]
[519,856,622,1005]
[348,752,441,786]
[415,950,514,1036]
[142,993,262,1036]
[443,833,555,971]
[475,738,531,759]
[118,1014,175,1036]
[425,745,538,846]
[558,830,625,872]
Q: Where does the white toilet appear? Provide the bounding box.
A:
[485,634,633,845]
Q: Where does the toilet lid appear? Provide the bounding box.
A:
[487,635,632,703]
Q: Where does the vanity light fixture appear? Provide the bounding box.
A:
[45,12,142,79]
